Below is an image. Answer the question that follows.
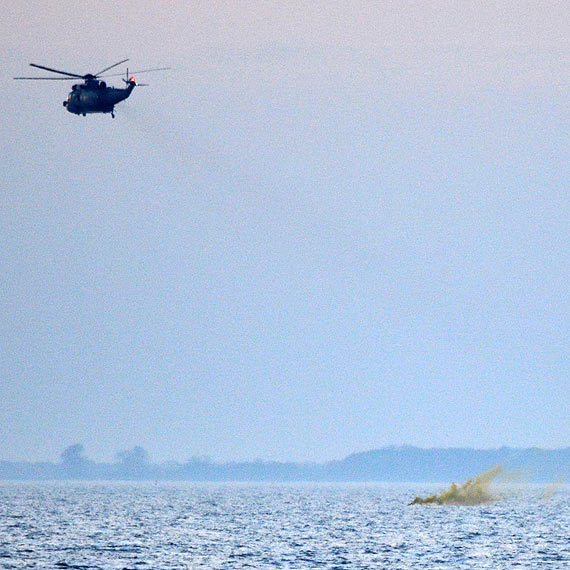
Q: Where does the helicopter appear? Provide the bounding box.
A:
[14,59,169,118]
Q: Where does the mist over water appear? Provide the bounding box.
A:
[543,478,565,502]
[410,466,503,506]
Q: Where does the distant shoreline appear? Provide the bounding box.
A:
[2,445,569,482]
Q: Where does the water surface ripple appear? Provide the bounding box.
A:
[0,482,568,568]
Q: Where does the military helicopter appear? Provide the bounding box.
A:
[14,59,169,118]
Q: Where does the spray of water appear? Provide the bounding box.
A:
[409,465,503,506]
[542,478,565,501]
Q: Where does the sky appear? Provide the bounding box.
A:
[1,1,569,463]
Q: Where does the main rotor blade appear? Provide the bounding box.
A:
[29,63,84,78]
[14,76,77,80]
[95,58,129,76]
[100,66,170,78]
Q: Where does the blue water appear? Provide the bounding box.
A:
[0,482,568,568]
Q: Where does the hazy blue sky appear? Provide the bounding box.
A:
[1,1,569,462]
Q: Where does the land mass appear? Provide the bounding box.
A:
[2,445,569,482]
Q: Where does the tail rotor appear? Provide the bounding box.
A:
[122,68,148,87]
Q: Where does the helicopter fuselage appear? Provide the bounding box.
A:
[15,60,169,118]
[63,79,135,117]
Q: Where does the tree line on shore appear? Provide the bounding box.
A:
[2,444,570,482]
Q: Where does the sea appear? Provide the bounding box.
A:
[0,481,568,569]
